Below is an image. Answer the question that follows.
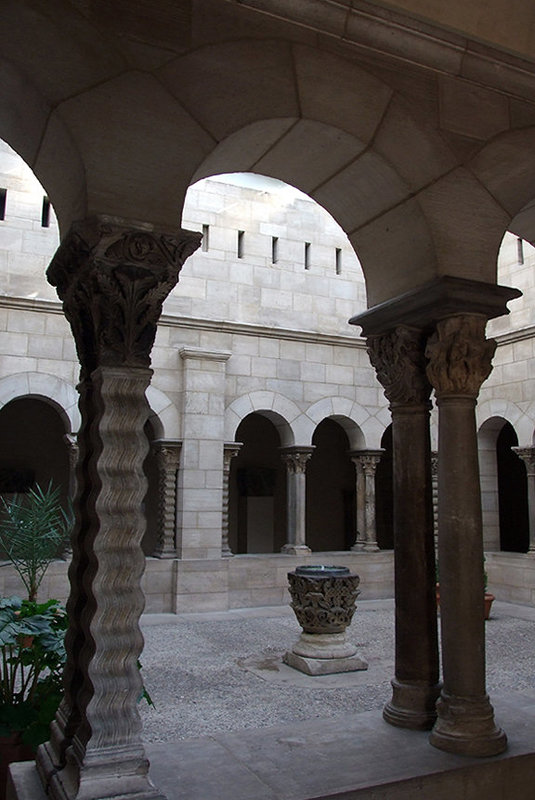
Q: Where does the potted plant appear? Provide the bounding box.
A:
[0,595,67,786]
[0,482,71,797]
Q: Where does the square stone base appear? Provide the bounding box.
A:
[283,650,368,675]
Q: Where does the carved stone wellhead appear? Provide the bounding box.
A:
[284,566,368,676]
[287,566,360,634]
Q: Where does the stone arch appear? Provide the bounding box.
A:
[0,372,79,432]
[145,385,179,440]
[303,398,367,449]
[478,415,529,552]
[225,391,298,445]
[477,398,535,446]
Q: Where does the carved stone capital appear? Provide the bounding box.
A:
[512,446,535,476]
[47,216,201,376]
[152,438,181,470]
[367,326,431,407]
[425,315,496,398]
[224,442,243,470]
[350,450,383,476]
[280,446,315,474]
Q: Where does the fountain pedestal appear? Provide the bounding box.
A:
[284,566,368,676]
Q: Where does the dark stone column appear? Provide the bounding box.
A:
[367,326,440,730]
[36,216,201,800]
[427,314,507,756]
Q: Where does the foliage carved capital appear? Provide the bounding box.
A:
[47,217,201,375]
[425,315,496,398]
[366,326,431,407]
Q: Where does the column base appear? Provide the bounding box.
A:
[35,741,166,800]
[429,691,507,757]
[221,548,234,558]
[362,542,379,552]
[350,541,365,552]
[383,678,441,731]
[280,544,311,554]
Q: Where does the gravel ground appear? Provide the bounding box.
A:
[138,601,535,744]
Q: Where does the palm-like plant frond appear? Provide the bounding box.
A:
[0,483,72,601]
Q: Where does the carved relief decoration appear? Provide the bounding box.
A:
[287,572,361,634]
[48,217,202,375]
[367,326,431,406]
[425,315,496,397]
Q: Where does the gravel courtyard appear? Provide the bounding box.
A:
[138,599,535,744]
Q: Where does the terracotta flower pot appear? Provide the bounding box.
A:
[435,585,495,620]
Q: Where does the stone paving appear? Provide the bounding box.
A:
[138,599,535,744]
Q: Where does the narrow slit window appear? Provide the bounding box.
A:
[0,189,6,221]
[271,236,279,264]
[517,237,524,265]
[202,224,209,252]
[304,242,311,270]
[41,196,51,228]
[237,230,244,259]
[335,247,342,275]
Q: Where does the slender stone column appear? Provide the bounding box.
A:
[35,216,201,800]
[63,433,79,501]
[152,439,181,558]
[222,442,242,557]
[431,451,438,555]
[426,314,507,756]
[349,451,382,552]
[512,447,535,555]
[280,446,315,554]
[350,456,366,551]
[367,327,440,730]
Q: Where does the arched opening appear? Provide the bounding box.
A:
[0,397,70,504]
[307,418,355,551]
[230,413,286,554]
[497,422,529,553]
[376,425,394,550]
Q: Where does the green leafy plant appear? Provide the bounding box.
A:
[0,596,67,749]
[0,482,72,602]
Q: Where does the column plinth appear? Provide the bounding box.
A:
[426,315,506,756]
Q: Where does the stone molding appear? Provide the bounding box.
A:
[47,216,201,375]
[179,346,232,362]
[425,315,496,398]
[236,0,535,100]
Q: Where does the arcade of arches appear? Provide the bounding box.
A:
[4,1,535,799]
